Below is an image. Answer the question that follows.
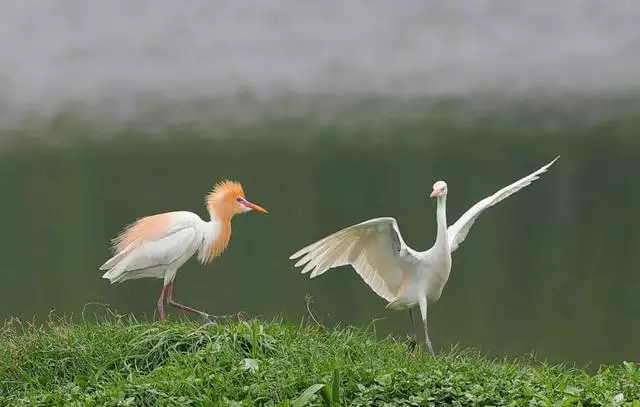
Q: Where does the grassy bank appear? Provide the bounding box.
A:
[1,315,638,406]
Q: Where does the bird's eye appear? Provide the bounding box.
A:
[236,197,244,203]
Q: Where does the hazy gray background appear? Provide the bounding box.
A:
[1,0,639,126]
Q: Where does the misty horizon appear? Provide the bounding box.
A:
[1,0,639,126]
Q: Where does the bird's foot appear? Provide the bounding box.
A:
[425,340,434,355]
[201,312,222,321]
[201,312,240,322]
[405,334,419,353]
[195,309,249,322]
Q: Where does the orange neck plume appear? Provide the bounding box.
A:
[200,216,231,264]
[200,180,245,263]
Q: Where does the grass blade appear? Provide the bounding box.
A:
[292,384,325,407]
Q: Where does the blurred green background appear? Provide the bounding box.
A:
[1,96,638,368]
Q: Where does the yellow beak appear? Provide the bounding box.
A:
[244,200,268,214]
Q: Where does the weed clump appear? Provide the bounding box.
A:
[1,314,639,406]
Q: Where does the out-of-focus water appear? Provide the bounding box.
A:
[0,100,638,368]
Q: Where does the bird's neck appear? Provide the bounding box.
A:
[209,208,233,235]
[201,208,233,263]
[434,195,448,249]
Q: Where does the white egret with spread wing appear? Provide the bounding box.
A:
[290,157,559,353]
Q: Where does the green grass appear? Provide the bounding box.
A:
[1,314,639,406]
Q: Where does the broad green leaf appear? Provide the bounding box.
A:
[292,384,325,407]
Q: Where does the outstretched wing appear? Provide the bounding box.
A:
[447,156,559,253]
[289,217,416,302]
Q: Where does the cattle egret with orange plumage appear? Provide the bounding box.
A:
[290,157,558,353]
[100,180,268,321]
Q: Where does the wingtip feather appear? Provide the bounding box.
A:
[294,256,310,268]
[289,251,303,260]
[543,155,560,169]
[290,243,318,260]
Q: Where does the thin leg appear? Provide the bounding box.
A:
[165,282,210,319]
[157,284,168,321]
[418,295,434,354]
[406,308,418,352]
[409,308,416,340]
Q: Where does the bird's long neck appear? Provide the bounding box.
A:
[434,194,448,250]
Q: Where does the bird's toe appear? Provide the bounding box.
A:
[404,334,418,353]
[425,341,434,355]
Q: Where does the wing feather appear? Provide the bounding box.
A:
[290,217,415,302]
[111,213,173,253]
[447,156,559,253]
[100,211,204,275]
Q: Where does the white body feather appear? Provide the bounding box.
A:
[290,156,559,352]
[100,211,220,286]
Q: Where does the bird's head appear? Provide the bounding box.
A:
[430,181,448,198]
[206,180,268,218]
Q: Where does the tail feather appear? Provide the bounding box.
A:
[100,253,127,271]
[99,243,137,271]
[100,247,137,283]
[100,253,168,284]
[101,261,130,284]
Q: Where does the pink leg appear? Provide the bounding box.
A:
[166,282,209,318]
[157,284,168,321]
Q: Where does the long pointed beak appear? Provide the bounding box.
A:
[244,200,268,214]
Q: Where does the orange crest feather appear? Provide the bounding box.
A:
[201,180,246,262]
[205,180,245,215]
